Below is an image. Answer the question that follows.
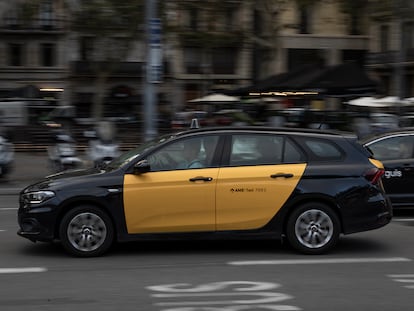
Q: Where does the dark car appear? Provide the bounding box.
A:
[362,128,414,209]
[18,127,392,257]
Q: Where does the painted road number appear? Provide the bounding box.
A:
[147,281,301,310]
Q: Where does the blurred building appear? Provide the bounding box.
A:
[367,0,414,99]
[0,0,67,105]
[0,1,409,124]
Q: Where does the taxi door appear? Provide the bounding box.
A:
[124,169,218,233]
[216,134,306,231]
[123,135,220,234]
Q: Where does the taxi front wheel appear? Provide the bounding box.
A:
[59,205,114,257]
[286,203,340,254]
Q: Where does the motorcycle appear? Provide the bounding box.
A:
[85,121,120,167]
[0,135,14,178]
[86,138,120,168]
[47,130,83,172]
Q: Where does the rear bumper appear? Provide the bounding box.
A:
[342,195,392,234]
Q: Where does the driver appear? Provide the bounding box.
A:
[178,139,203,169]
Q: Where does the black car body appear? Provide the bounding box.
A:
[18,127,392,257]
[362,128,414,209]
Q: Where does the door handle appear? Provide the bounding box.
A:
[270,173,294,179]
[189,176,213,182]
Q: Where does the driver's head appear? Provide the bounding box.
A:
[183,139,201,159]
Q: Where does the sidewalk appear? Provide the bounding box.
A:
[0,152,58,195]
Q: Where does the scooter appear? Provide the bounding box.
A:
[47,130,83,172]
[0,135,14,178]
[85,121,120,167]
[87,137,120,168]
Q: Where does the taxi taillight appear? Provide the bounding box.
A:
[364,167,385,185]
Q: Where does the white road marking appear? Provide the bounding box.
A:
[0,208,18,211]
[388,274,414,289]
[148,281,301,309]
[393,218,414,221]
[228,257,411,266]
[0,267,47,274]
[153,292,295,306]
[0,230,5,232]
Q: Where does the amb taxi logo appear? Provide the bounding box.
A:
[230,188,267,193]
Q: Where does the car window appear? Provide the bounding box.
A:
[303,138,343,160]
[368,135,414,161]
[283,139,306,163]
[229,134,284,166]
[106,133,176,170]
[147,135,219,171]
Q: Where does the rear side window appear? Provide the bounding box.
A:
[229,134,304,166]
[302,137,344,161]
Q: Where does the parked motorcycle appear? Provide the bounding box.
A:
[85,121,120,167]
[87,139,120,167]
[47,130,83,172]
[0,135,14,178]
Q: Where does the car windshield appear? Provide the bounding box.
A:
[105,134,176,170]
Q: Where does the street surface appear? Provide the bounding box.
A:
[1,153,414,310]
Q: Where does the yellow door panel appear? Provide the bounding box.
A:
[216,164,306,230]
[123,168,218,234]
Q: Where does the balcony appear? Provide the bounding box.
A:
[0,17,67,34]
[367,49,414,66]
[69,61,171,78]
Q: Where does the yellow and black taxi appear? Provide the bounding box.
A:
[18,127,392,257]
[362,128,414,209]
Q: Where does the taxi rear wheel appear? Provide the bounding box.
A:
[286,202,340,254]
[59,205,114,257]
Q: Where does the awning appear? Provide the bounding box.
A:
[228,62,378,98]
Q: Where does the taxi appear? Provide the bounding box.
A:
[18,127,392,257]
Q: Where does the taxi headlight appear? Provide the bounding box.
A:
[22,191,55,204]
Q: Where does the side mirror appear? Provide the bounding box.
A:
[133,160,150,174]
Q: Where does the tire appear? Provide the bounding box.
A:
[59,205,114,257]
[286,202,340,254]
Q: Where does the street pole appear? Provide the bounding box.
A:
[394,1,406,114]
[143,0,160,141]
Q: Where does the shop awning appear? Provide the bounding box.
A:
[229,62,378,98]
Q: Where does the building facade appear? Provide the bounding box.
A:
[0,0,68,105]
[367,0,414,98]
[0,0,403,125]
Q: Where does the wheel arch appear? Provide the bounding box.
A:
[54,197,117,240]
[281,195,343,236]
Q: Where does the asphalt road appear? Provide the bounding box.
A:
[1,153,414,310]
[1,192,414,310]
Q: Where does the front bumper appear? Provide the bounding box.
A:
[17,205,58,242]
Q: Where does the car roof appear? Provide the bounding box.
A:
[361,127,414,143]
[174,126,355,138]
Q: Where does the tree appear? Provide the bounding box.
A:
[11,0,145,121]
[71,0,145,121]
[248,0,290,77]
[339,0,369,35]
